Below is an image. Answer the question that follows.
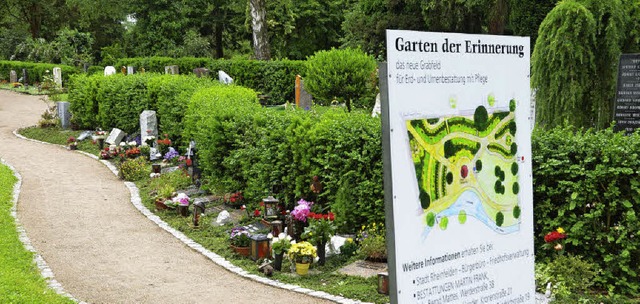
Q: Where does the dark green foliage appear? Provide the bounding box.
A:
[87,66,104,75]
[68,74,101,128]
[512,182,519,195]
[445,172,453,185]
[443,138,481,159]
[533,126,640,294]
[183,89,383,233]
[494,165,502,178]
[304,48,377,111]
[475,159,482,172]
[95,73,154,133]
[495,211,504,227]
[511,162,519,175]
[509,120,517,136]
[508,0,557,49]
[114,57,306,104]
[473,105,489,131]
[419,189,431,209]
[513,205,521,219]
[509,98,516,112]
[510,142,517,155]
[0,60,80,84]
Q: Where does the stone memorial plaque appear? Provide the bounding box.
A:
[614,54,640,134]
[57,102,71,129]
[165,65,179,75]
[140,110,158,145]
[105,128,125,145]
[104,66,116,76]
[218,70,233,84]
[9,70,17,83]
[53,67,62,87]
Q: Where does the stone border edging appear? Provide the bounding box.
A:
[0,157,85,304]
[12,129,368,304]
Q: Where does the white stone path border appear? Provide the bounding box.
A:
[12,129,369,304]
[0,157,85,304]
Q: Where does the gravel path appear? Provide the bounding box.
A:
[0,90,332,304]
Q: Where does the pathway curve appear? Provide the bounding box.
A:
[0,90,332,304]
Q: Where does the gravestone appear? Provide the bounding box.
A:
[76,130,93,141]
[139,110,157,145]
[127,66,135,75]
[9,70,17,83]
[218,70,233,84]
[21,69,28,85]
[371,93,381,117]
[104,66,116,76]
[165,65,179,75]
[105,128,126,146]
[298,79,312,110]
[193,67,210,78]
[53,67,62,87]
[57,102,71,129]
[83,63,90,73]
[613,54,640,134]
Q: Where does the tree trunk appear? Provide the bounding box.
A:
[250,0,270,60]
[488,0,508,34]
[214,21,224,59]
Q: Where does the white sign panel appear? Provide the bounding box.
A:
[384,30,534,303]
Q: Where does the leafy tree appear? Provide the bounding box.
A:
[532,1,597,129]
[495,211,504,227]
[513,205,521,218]
[508,0,557,49]
[475,159,482,172]
[474,105,489,131]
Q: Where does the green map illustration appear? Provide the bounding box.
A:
[407,100,521,235]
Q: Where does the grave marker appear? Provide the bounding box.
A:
[218,70,233,84]
[295,75,312,110]
[104,66,116,76]
[105,128,125,146]
[53,67,62,87]
[165,65,179,75]
[21,69,28,85]
[613,54,640,134]
[139,110,158,145]
[57,102,71,129]
[193,67,210,78]
[127,66,135,75]
[9,70,17,83]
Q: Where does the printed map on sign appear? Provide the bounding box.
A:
[407,99,522,238]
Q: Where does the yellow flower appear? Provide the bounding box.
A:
[346,238,353,243]
[556,227,565,234]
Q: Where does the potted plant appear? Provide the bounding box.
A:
[92,129,107,150]
[171,193,190,217]
[301,212,336,265]
[358,222,387,262]
[67,136,78,150]
[268,232,292,271]
[290,199,313,239]
[287,241,317,275]
[230,227,251,256]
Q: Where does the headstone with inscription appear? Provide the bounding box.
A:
[105,128,126,146]
[9,70,17,83]
[614,54,640,134]
[140,110,158,145]
[165,65,179,75]
[104,66,116,76]
[57,102,71,129]
[53,67,62,87]
[218,70,233,84]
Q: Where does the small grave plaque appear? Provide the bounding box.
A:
[9,70,17,83]
[105,128,125,146]
[57,102,71,129]
[104,66,116,76]
[53,67,62,87]
[614,54,640,134]
[218,70,233,84]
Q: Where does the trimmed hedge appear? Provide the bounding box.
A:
[68,73,218,138]
[183,89,383,233]
[532,127,640,295]
[113,57,306,105]
[0,60,80,84]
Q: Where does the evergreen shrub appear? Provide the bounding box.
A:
[0,60,79,84]
[533,126,640,295]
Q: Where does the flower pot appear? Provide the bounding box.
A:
[295,262,310,275]
[273,252,284,271]
[69,145,77,150]
[178,205,189,217]
[152,164,161,174]
[97,138,104,150]
[230,245,251,257]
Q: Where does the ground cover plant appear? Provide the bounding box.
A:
[0,163,75,303]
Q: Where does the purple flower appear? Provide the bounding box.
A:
[291,199,313,222]
[164,148,179,160]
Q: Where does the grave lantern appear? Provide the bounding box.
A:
[249,234,270,261]
[377,272,389,295]
[192,201,206,227]
[262,196,279,220]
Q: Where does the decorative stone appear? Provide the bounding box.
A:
[56,102,71,129]
[218,70,233,84]
[104,66,116,76]
[105,128,126,146]
[53,67,62,87]
[9,70,17,83]
[139,110,157,146]
[165,65,179,75]
[215,210,231,225]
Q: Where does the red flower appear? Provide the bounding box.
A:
[323,214,329,220]
[230,197,236,203]
[260,201,265,207]
[544,231,566,243]
[254,209,261,217]
[240,205,246,210]
[308,212,315,218]
[186,159,192,166]
[328,212,335,221]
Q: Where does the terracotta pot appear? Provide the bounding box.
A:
[295,262,310,275]
[230,245,251,257]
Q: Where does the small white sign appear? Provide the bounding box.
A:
[384,30,535,303]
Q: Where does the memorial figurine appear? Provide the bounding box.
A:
[121,66,127,75]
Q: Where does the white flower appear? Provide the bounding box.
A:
[119,142,126,146]
[267,233,273,239]
[128,141,137,146]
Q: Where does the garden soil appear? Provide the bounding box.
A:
[0,90,330,304]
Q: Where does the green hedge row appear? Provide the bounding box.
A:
[114,57,306,105]
[532,127,640,295]
[183,88,383,233]
[0,60,80,84]
[68,73,217,142]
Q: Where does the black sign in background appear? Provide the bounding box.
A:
[614,54,640,134]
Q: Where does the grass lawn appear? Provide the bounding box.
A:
[0,163,74,303]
